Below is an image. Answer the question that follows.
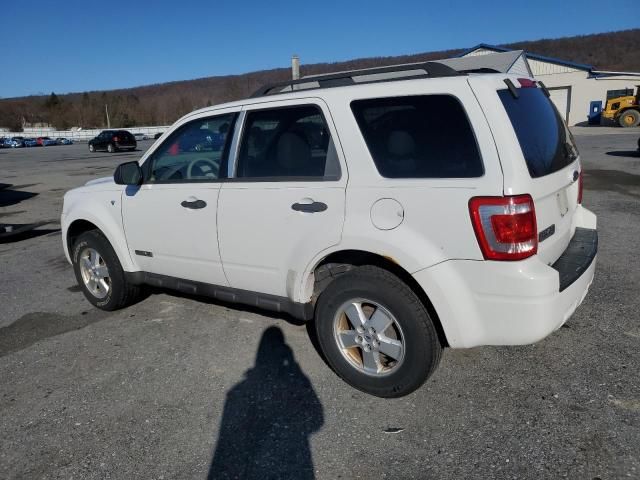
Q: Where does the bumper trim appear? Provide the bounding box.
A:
[551,227,598,292]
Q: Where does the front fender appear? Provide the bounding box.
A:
[62,191,138,272]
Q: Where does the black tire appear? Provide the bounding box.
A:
[314,265,442,398]
[107,143,116,153]
[618,109,640,128]
[88,143,95,152]
[72,230,141,311]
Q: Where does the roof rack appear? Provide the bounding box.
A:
[250,61,463,98]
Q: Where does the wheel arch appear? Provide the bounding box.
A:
[64,212,136,272]
[66,219,100,254]
[304,249,449,347]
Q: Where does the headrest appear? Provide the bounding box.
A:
[387,130,416,157]
[277,132,311,170]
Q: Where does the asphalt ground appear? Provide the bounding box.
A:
[0,130,639,479]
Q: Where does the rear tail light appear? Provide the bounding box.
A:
[113,136,119,142]
[469,195,538,261]
[577,169,584,204]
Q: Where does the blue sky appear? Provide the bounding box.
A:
[1,0,637,98]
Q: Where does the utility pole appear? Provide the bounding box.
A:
[291,55,300,80]
[105,104,111,128]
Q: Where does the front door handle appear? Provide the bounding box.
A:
[291,200,328,213]
[181,199,207,209]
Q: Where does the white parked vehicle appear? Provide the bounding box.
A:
[61,63,598,397]
[133,133,150,141]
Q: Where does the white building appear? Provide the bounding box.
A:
[457,44,640,125]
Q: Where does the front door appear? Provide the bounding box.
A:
[218,100,347,298]
[122,109,238,285]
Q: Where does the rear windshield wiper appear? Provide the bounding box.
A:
[503,79,519,99]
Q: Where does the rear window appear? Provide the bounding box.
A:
[350,95,483,178]
[117,131,134,140]
[498,87,578,178]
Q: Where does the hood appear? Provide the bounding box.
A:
[85,176,115,187]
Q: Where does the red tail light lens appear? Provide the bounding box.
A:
[113,136,119,142]
[517,78,537,88]
[577,169,584,204]
[469,195,538,261]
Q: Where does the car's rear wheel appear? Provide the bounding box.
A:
[72,230,142,311]
[314,265,442,398]
[107,143,116,153]
[618,109,640,128]
[89,144,95,152]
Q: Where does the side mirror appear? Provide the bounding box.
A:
[114,161,142,185]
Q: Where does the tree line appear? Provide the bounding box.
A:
[1,28,638,131]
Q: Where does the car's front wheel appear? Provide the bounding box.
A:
[88,143,95,152]
[72,230,142,311]
[314,265,442,398]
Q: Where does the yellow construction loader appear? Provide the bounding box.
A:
[602,87,640,127]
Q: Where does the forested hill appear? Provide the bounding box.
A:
[1,28,638,131]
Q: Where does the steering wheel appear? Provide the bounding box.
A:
[187,158,219,179]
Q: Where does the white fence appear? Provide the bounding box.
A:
[0,125,171,142]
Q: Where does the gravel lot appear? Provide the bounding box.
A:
[1,130,639,479]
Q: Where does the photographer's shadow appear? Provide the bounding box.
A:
[208,326,324,479]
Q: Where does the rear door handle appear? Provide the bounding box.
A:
[291,200,328,213]
[181,199,207,209]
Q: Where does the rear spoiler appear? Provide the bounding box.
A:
[503,78,551,99]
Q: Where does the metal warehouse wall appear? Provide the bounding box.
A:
[535,71,640,125]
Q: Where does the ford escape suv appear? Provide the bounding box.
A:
[61,62,597,398]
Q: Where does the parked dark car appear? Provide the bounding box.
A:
[88,130,137,153]
[24,138,39,147]
[56,137,73,145]
[154,132,164,140]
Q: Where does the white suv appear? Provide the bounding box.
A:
[61,63,598,398]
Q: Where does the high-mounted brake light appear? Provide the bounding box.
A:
[469,195,538,261]
[113,136,119,142]
[578,169,584,204]
[517,78,537,88]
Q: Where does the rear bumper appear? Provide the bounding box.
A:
[413,206,598,348]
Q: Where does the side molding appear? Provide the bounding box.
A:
[125,272,314,320]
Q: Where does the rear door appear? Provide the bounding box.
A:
[471,76,580,265]
[217,99,346,298]
[96,132,109,149]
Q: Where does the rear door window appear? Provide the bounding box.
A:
[350,95,483,178]
[498,87,578,178]
[236,105,340,180]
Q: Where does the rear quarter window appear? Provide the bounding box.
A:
[498,87,577,178]
[350,95,483,178]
